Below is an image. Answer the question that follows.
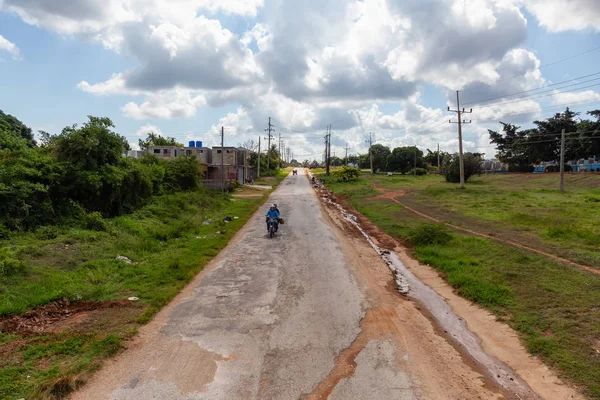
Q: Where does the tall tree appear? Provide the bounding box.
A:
[368,144,391,173]
[0,109,35,146]
[386,146,425,174]
[138,133,183,150]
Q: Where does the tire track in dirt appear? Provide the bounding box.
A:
[372,184,600,277]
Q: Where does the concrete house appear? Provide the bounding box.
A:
[184,147,212,164]
[208,147,254,183]
[147,145,183,159]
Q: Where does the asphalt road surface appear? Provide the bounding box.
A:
[72,170,531,400]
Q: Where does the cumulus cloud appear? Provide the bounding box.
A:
[522,0,600,32]
[135,124,163,137]
[551,89,600,105]
[0,34,21,59]
[3,0,584,159]
[123,90,206,120]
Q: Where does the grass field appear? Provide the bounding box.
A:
[321,171,600,398]
[0,170,287,400]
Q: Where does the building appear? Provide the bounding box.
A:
[147,145,183,159]
[184,146,212,164]
[208,147,254,183]
[482,158,507,172]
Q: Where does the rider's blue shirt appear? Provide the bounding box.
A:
[266,209,279,219]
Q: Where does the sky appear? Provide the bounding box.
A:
[1,0,600,161]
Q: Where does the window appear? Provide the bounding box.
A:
[226,150,231,153]
[153,149,160,154]
[163,149,168,154]
[217,150,222,154]
[186,150,191,156]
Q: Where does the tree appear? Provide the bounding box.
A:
[330,156,343,166]
[239,139,257,151]
[138,132,183,150]
[302,159,310,167]
[424,149,448,168]
[55,116,128,169]
[386,146,425,174]
[441,152,483,183]
[0,109,35,146]
[369,144,391,173]
[488,122,535,172]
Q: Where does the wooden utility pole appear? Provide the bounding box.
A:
[560,128,566,192]
[265,117,274,174]
[449,91,472,189]
[257,136,261,178]
[220,126,225,193]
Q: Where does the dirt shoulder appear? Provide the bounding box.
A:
[317,183,584,400]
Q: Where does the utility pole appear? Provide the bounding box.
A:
[437,143,440,173]
[220,126,225,193]
[278,131,282,169]
[344,142,349,166]
[257,136,261,178]
[560,128,565,192]
[366,132,374,173]
[414,150,417,176]
[265,117,274,174]
[449,91,472,189]
[325,126,330,175]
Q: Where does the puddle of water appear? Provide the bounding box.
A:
[321,193,538,400]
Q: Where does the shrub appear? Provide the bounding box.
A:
[441,153,483,183]
[331,166,361,182]
[408,224,452,246]
[407,168,428,176]
[82,212,108,232]
[163,156,200,191]
[0,247,25,276]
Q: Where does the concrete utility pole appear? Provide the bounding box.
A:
[265,117,274,174]
[449,91,472,189]
[278,132,282,169]
[220,126,225,193]
[257,136,261,178]
[325,126,330,175]
[560,128,566,192]
[437,143,440,173]
[345,142,349,166]
[366,132,374,173]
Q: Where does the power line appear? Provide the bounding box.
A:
[464,45,600,93]
[471,82,600,109]
[462,71,600,106]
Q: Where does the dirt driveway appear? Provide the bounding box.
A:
[70,170,578,400]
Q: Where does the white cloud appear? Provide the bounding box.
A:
[135,124,163,137]
[0,34,21,59]
[522,0,600,32]
[551,89,600,105]
[123,89,206,119]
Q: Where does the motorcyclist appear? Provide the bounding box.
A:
[265,204,280,233]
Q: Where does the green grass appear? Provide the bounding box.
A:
[0,183,280,399]
[321,172,600,398]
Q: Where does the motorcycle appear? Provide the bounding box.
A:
[268,217,279,238]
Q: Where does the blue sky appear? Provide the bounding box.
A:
[1,0,600,159]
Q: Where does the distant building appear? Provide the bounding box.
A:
[147,145,183,159]
[482,158,507,172]
[184,147,212,164]
[208,147,254,183]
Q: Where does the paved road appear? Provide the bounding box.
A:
[72,170,508,400]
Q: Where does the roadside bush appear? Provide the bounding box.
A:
[0,247,25,276]
[408,224,453,246]
[407,168,428,176]
[82,212,108,232]
[163,156,200,191]
[441,153,483,183]
[331,166,361,182]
